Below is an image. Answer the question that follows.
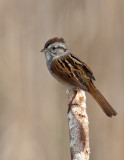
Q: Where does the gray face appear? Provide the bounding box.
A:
[43,42,68,61]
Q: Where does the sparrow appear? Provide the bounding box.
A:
[41,37,117,117]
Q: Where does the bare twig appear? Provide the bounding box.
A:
[67,89,90,160]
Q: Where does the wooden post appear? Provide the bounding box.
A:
[67,89,90,160]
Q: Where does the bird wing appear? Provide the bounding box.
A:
[51,54,95,90]
[69,54,95,81]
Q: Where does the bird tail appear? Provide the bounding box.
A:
[88,84,117,117]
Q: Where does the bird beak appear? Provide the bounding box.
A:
[40,48,45,52]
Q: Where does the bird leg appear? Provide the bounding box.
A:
[68,90,78,113]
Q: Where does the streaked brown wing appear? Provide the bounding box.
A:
[69,54,95,81]
[51,58,85,89]
[51,54,95,91]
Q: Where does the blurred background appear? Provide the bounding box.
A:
[0,0,124,160]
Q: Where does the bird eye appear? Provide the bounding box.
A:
[52,47,56,50]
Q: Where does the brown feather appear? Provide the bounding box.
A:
[51,58,84,88]
[88,83,117,117]
[51,54,117,117]
[44,37,65,49]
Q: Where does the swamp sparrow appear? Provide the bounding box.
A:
[41,37,117,117]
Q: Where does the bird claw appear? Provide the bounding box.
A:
[67,103,79,113]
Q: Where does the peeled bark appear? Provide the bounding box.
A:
[67,89,90,160]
